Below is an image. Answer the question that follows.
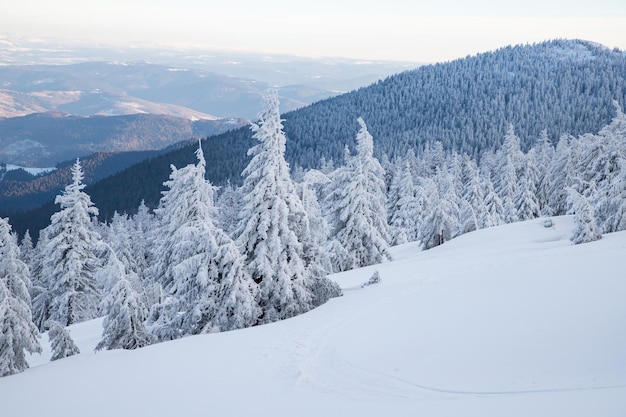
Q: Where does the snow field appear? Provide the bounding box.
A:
[1,216,625,416]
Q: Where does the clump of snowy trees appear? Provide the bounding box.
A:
[0,217,41,377]
[382,102,626,248]
[2,92,625,378]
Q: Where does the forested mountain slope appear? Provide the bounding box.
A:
[7,39,626,237]
[0,149,166,213]
[283,39,626,164]
[0,112,245,167]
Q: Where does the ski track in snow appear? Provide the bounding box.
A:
[291,290,626,402]
[342,358,626,397]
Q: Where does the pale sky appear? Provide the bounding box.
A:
[2,0,626,62]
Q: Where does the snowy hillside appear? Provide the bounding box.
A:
[1,216,625,416]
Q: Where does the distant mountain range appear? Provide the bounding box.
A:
[0,36,417,120]
[0,61,313,120]
[0,52,415,167]
[4,39,626,238]
[0,111,245,166]
[0,149,165,213]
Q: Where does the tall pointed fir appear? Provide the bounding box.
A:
[296,170,342,308]
[531,130,555,214]
[132,200,160,307]
[495,125,524,224]
[148,143,260,339]
[105,212,149,311]
[235,92,315,323]
[325,118,392,271]
[463,162,490,229]
[514,161,541,221]
[389,161,422,244]
[547,134,575,215]
[36,159,102,326]
[0,218,41,377]
[481,175,505,228]
[19,230,34,270]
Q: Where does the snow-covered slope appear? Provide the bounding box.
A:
[1,216,624,416]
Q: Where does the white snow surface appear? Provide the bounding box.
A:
[1,216,625,416]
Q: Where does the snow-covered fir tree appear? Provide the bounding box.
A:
[216,180,242,238]
[36,159,102,326]
[458,200,478,235]
[149,143,259,339]
[235,92,315,323]
[47,320,80,361]
[580,102,626,233]
[568,188,602,245]
[600,158,626,233]
[324,117,392,271]
[131,200,160,307]
[0,218,41,377]
[462,161,490,229]
[514,161,541,221]
[19,230,34,269]
[495,125,525,223]
[388,161,422,244]
[97,272,155,351]
[481,176,505,228]
[547,135,575,215]
[418,176,457,250]
[531,130,555,213]
[104,212,149,311]
[29,231,52,331]
[295,170,342,308]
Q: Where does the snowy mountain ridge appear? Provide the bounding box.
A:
[1,216,624,417]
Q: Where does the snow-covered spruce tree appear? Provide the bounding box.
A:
[0,218,41,377]
[481,175,505,228]
[457,200,478,235]
[567,188,602,245]
[547,134,575,215]
[296,170,342,308]
[47,320,80,361]
[389,161,422,244]
[514,161,541,221]
[19,230,34,269]
[104,212,149,311]
[531,130,555,214]
[435,166,460,238]
[29,230,52,330]
[216,180,242,238]
[600,157,626,233]
[386,157,405,227]
[495,125,524,224]
[132,200,161,307]
[96,271,155,351]
[498,155,519,224]
[580,103,626,233]
[462,162,490,229]
[324,117,392,271]
[38,159,102,326]
[148,143,259,339]
[235,92,315,323]
[418,176,457,250]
